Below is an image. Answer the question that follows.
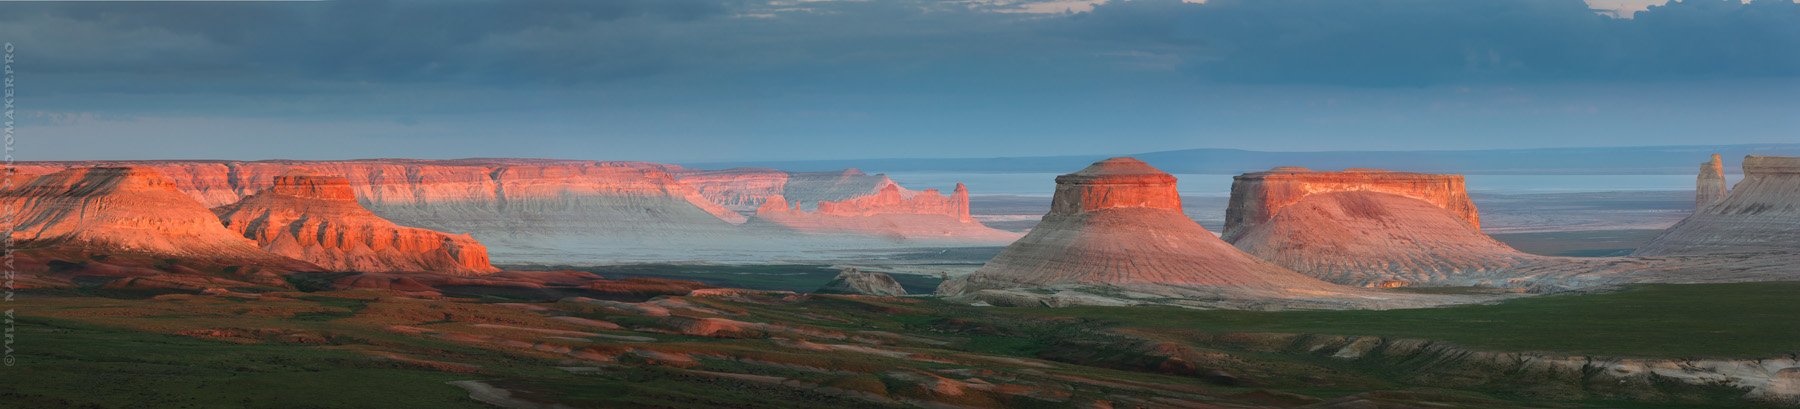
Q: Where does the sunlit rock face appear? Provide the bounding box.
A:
[674,167,909,215]
[1223,167,1530,286]
[1222,167,1480,242]
[215,174,499,275]
[673,167,791,214]
[1,167,296,261]
[1697,154,1729,211]
[1636,156,1800,256]
[16,160,1012,262]
[945,158,1341,294]
[752,182,1016,243]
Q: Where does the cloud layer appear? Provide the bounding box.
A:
[1,0,1796,161]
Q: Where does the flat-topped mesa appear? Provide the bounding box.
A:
[1049,157,1182,215]
[216,173,499,275]
[3,167,285,260]
[1636,155,1800,256]
[1697,154,1728,211]
[1223,167,1479,242]
[943,157,1346,296]
[1222,166,1529,287]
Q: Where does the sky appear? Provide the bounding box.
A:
[3,0,1797,162]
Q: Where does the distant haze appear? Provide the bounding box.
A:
[5,0,1797,162]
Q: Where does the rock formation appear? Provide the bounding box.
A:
[815,269,908,296]
[1696,154,1728,211]
[1,167,319,284]
[673,167,791,214]
[1636,156,1800,256]
[18,160,1011,263]
[214,174,499,275]
[4,167,292,260]
[751,183,1017,243]
[1223,167,1532,286]
[941,158,1350,299]
[1223,167,1480,242]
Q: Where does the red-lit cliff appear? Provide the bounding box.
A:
[1223,167,1531,286]
[215,174,499,275]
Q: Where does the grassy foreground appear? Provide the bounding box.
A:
[2,281,1793,408]
[1006,281,1800,358]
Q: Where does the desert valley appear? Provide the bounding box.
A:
[6,149,1800,408]
[7,0,1800,408]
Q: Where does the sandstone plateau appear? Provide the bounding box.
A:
[1636,155,1800,256]
[1223,167,1534,286]
[5,167,295,260]
[1,167,319,285]
[214,173,499,275]
[938,158,1418,308]
[14,160,1012,263]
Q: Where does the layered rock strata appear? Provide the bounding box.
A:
[215,174,499,275]
[751,183,1016,243]
[16,160,1009,262]
[942,158,1351,299]
[4,167,291,260]
[1223,167,1534,286]
[1636,156,1800,256]
[1222,167,1480,242]
[1697,154,1729,211]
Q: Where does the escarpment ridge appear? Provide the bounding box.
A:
[215,174,499,275]
[11,159,1010,263]
[1636,155,1800,256]
[4,167,290,260]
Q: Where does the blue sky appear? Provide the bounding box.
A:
[4,0,1797,162]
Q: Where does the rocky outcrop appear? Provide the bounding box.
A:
[1636,156,1800,256]
[942,158,1356,302]
[1697,154,1728,211]
[815,269,908,296]
[1222,167,1479,242]
[20,160,1008,263]
[673,167,790,214]
[3,167,299,262]
[751,183,1016,243]
[215,174,499,275]
[1223,167,1534,286]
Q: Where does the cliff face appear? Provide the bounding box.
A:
[1697,154,1728,211]
[4,167,284,259]
[945,158,1342,295]
[215,174,499,275]
[1636,156,1800,256]
[674,168,905,215]
[673,167,790,214]
[1223,168,1528,286]
[17,159,1008,263]
[1223,168,1479,242]
[752,183,1017,243]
